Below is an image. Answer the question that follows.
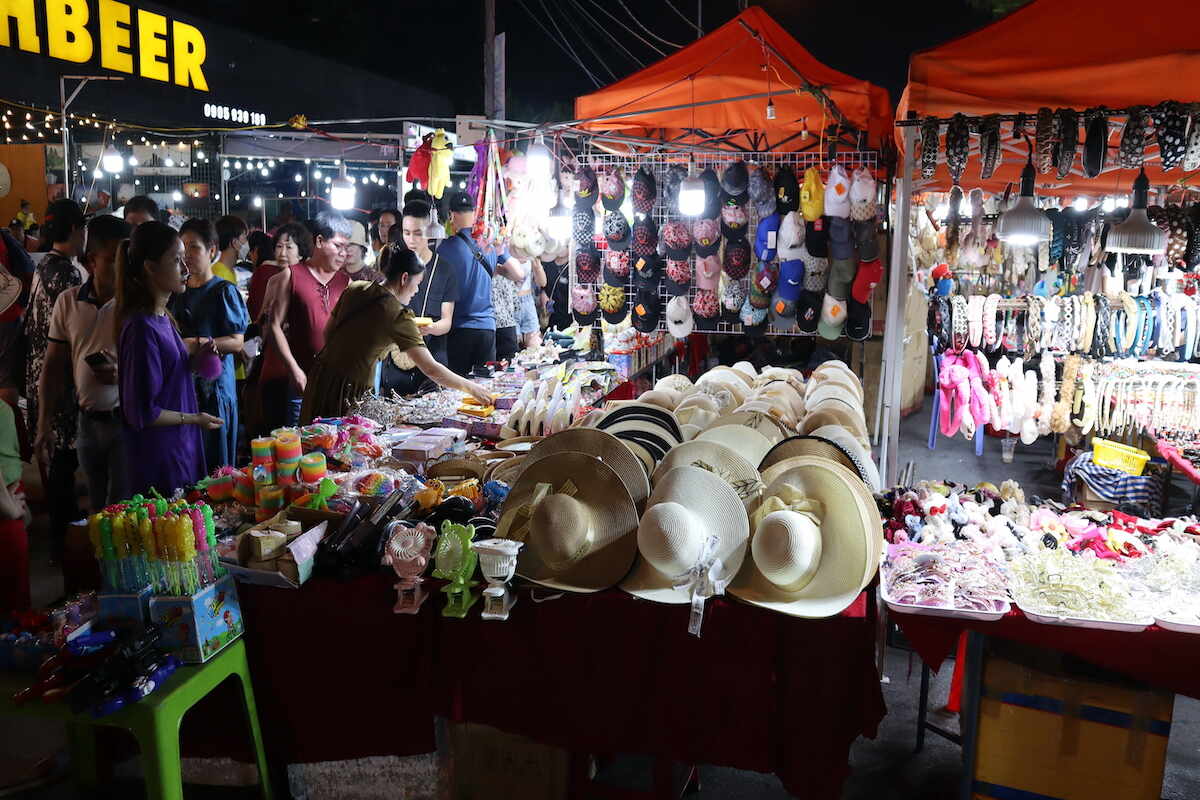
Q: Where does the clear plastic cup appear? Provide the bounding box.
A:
[1001,436,1016,463]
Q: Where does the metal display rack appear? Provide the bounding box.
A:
[571,149,880,337]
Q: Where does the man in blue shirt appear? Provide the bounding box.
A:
[439,191,523,376]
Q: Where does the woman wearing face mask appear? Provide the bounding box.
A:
[300,244,492,421]
[170,218,249,472]
[115,222,223,496]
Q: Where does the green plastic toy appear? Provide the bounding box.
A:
[432,520,479,618]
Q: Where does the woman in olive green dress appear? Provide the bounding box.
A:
[301,245,492,422]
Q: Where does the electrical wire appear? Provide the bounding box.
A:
[537,0,603,88]
[569,0,646,69]
[555,0,620,83]
[662,0,705,37]
[579,0,667,58]
[516,0,602,88]
[616,0,685,49]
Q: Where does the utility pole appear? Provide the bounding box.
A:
[484,0,496,118]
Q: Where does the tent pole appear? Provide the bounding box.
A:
[882,122,916,487]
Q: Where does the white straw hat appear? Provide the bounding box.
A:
[655,374,694,394]
[810,424,881,492]
[706,365,755,389]
[523,428,651,507]
[709,410,790,444]
[676,393,721,418]
[621,466,749,620]
[638,389,682,411]
[805,381,863,415]
[652,440,764,511]
[732,361,758,379]
[696,424,775,466]
[730,456,879,617]
[800,406,869,444]
[496,452,640,592]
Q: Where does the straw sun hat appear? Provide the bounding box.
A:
[622,466,749,632]
[593,402,684,476]
[522,428,650,507]
[651,439,765,510]
[730,456,881,618]
[696,424,775,467]
[496,452,640,592]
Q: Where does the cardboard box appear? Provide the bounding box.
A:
[96,585,154,633]
[972,648,1172,800]
[148,575,243,664]
[223,517,328,589]
[446,722,568,800]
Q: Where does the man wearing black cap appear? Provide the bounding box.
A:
[439,190,523,375]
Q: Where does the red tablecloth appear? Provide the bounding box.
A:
[191,574,885,800]
[894,609,1200,699]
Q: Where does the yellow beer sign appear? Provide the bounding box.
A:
[0,0,209,91]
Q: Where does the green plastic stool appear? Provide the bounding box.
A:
[65,638,272,800]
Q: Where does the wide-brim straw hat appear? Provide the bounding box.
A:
[756,367,805,389]
[805,381,863,416]
[655,374,694,395]
[737,398,798,430]
[809,424,880,492]
[593,402,683,475]
[730,456,879,617]
[486,455,527,486]
[706,365,755,389]
[496,452,639,592]
[621,466,749,604]
[495,435,541,453]
[754,380,806,421]
[709,410,790,444]
[696,424,775,467]
[809,365,863,402]
[676,393,721,419]
[651,439,764,510]
[800,406,869,445]
[523,428,650,507]
[638,389,682,411]
[426,457,488,484]
[760,437,858,478]
[732,361,758,380]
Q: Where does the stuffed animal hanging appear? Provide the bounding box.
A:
[427,129,453,199]
[405,133,432,189]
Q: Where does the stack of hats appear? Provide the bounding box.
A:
[489,358,882,632]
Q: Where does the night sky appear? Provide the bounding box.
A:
[156,0,994,122]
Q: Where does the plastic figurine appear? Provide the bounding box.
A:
[381,522,435,614]
[432,520,478,618]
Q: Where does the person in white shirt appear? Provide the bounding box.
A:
[37,215,131,510]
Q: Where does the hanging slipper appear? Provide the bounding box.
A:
[1183,108,1200,172]
[1035,107,1056,174]
[946,184,964,250]
[1153,101,1189,171]
[945,113,970,184]
[979,114,1001,179]
[1118,106,1150,169]
[1083,108,1108,178]
[1055,108,1079,179]
[920,117,940,179]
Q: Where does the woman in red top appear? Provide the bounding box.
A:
[247,222,308,322]
[257,213,351,430]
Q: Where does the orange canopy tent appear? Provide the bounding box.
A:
[570,7,892,153]
[896,0,1200,196]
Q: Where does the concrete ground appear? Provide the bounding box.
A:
[4,404,1199,799]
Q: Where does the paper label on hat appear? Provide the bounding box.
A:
[636,257,646,271]
[767,231,777,249]
[775,301,786,314]
[760,273,772,291]
[635,304,646,316]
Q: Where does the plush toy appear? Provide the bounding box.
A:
[427,129,453,199]
[406,134,432,189]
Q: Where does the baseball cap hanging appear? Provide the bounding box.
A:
[720,192,749,240]
[755,213,781,262]
[945,114,970,183]
[632,252,661,290]
[632,166,658,214]
[845,297,872,342]
[699,167,722,219]
[774,166,800,214]
[853,220,879,261]
[576,166,598,203]
[741,297,769,334]
[631,289,662,333]
[1055,108,1079,179]
[828,217,855,260]
[849,167,876,222]
[1035,108,1056,174]
[662,220,692,259]
[920,117,940,179]
[600,167,626,211]
[723,238,751,279]
[978,114,1001,179]
[573,208,595,249]
[575,247,600,284]
[749,166,776,217]
[753,258,780,297]
[666,295,694,339]
[665,258,692,295]
[721,160,749,195]
[662,164,688,210]
[800,167,825,221]
[723,278,747,313]
[804,219,829,258]
[604,210,631,251]
[494,452,639,593]
[604,249,630,284]
[818,294,847,340]
[1083,108,1108,178]
[777,211,805,259]
[599,283,628,324]
[694,253,721,290]
[692,288,720,320]
[632,217,659,258]
[824,164,852,219]
[572,285,599,325]
[1154,101,1189,171]
[692,218,721,257]
[1119,106,1150,169]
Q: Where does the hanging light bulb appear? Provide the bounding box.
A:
[234,160,242,169]
[1102,197,1116,213]
[677,158,706,217]
[128,155,139,167]
[1072,196,1089,212]
[313,168,323,180]
[294,173,303,182]
[1107,168,1168,255]
[260,167,269,177]
[252,196,263,209]
[996,151,1050,247]
[330,164,356,210]
[101,146,124,172]
[765,99,776,120]
[92,168,103,179]
[164,156,174,167]
[171,190,183,202]
[526,134,553,180]
[196,150,205,160]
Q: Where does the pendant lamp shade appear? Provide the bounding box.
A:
[1106,169,1167,255]
[996,160,1050,247]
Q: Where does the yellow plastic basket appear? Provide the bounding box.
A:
[1092,438,1150,476]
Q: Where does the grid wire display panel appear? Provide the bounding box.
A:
[572,150,879,336]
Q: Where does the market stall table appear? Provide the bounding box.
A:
[207,575,885,799]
